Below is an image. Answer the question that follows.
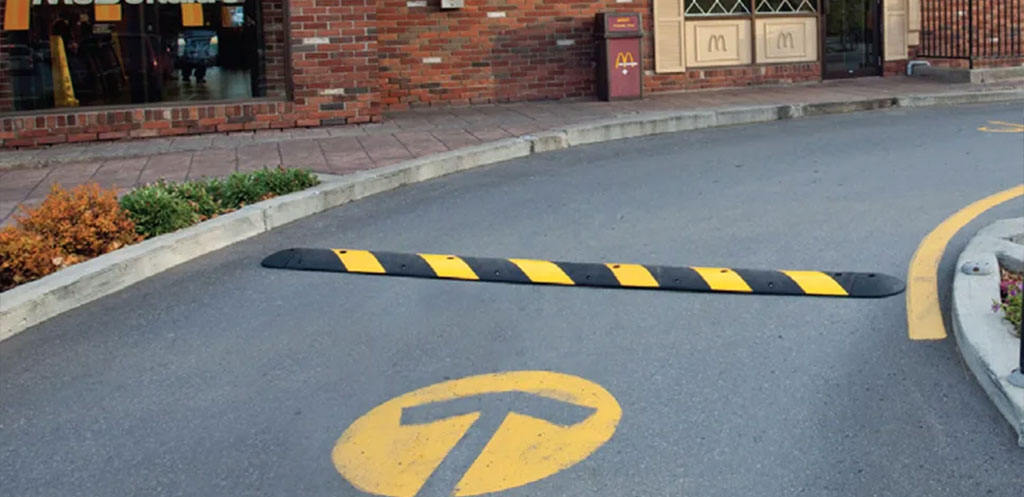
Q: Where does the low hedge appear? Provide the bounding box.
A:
[0,168,319,291]
[120,168,319,238]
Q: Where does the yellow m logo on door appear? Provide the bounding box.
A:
[707,34,727,52]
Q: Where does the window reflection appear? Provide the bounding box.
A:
[5,1,266,111]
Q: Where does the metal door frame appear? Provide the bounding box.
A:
[821,0,883,79]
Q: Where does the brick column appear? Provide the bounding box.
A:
[261,0,289,99]
[288,0,381,126]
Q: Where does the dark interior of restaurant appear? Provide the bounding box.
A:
[7,1,265,111]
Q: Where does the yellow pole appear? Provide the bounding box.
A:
[50,35,80,108]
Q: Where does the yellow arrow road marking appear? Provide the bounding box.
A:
[907,184,1024,340]
[332,371,620,497]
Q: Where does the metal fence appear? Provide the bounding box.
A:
[918,0,1024,67]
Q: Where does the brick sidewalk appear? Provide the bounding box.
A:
[0,76,1018,225]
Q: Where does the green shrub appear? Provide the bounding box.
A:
[198,168,319,209]
[253,167,320,196]
[1001,293,1022,337]
[118,168,318,239]
[220,172,268,207]
[167,181,222,219]
[119,185,198,238]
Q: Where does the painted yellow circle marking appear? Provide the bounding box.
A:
[978,121,1024,133]
[332,371,621,497]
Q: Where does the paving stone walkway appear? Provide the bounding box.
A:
[0,76,1019,225]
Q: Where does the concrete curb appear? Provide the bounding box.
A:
[951,217,1024,448]
[896,89,1024,108]
[2,90,1023,340]
[0,88,1021,171]
[913,65,1024,84]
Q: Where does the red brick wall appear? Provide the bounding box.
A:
[289,0,380,126]
[378,1,822,110]
[0,0,381,147]
[377,0,619,108]
[647,64,821,91]
[883,60,906,76]
[262,0,289,99]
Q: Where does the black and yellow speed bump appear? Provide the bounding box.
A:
[261,248,905,298]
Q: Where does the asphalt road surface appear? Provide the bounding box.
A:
[2,102,1023,497]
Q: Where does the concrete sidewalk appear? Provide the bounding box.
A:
[0,76,1020,225]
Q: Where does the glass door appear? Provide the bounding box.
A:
[823,0,882,78]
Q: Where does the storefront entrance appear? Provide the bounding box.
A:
[823,0,882,78]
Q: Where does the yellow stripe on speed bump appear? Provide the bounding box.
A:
[333,249,386,274]
[782,271,848,296]
[509,259,575,285]
[606,263,659,288]
[691,267,752,293]
[419,254,479,280]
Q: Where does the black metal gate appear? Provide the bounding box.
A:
[918,0,1024,67]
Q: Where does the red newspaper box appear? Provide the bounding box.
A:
[596,12,643,101]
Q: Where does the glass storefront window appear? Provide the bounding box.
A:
[3,0,267,112]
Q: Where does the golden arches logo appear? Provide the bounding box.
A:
[777,32,795,50]
[708,34,728,52]
[614,52,638,69]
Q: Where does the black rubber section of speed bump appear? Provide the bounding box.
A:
[261,248,906,298]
